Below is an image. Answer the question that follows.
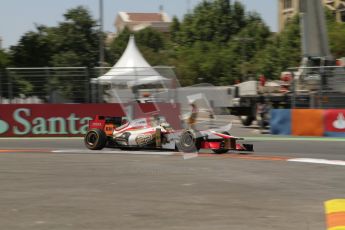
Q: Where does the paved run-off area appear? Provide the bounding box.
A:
[0,135,344,230]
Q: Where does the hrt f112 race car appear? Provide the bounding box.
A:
[84,115,253,154]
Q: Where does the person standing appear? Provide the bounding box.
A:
[188,102,198,129]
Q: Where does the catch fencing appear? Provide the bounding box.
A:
[3,66,345,110]
[1,67,90,104]
[288,66,345,109]
[0,66,178,104]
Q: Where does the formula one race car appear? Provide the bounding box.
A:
[84,115,253,154]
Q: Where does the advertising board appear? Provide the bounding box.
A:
[0,104,125,137]
[0,103,181,137]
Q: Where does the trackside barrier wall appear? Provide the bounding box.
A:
[270,109,291,135]
[324,109,345,137]
[270,109,345,136]
[0,103,181,137]
[291,109,324,136]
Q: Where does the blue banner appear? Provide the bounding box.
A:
[270,109,291,135]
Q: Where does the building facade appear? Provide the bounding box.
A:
[278,0,345,31]
[115,12,171,34]
[324,0,345,22]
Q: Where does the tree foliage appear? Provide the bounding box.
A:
[0,49,10,69]
[7,6,99,100]
[9,26,54,67]
[250,15,301,79]
[9,6,99,68]
[164,0,272,85]
[51,6,99,67]
[326,7,345,58]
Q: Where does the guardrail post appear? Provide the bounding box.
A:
[84,68,90,103]
[7,69,13,104]
[0,70,2,103]
[310,91,316,108]
[45,67,51,103]
[97,79,102,103]
[319,78,322,109]
[91,81,95,103]
[290,69,296,109]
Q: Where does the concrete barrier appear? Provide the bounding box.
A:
[324,109,345,137]
[270,109,291,135]
[292,109,324,136]
[271,109,345,136]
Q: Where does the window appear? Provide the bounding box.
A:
[340,10,345,22]
[283,0,292,9]
[338,2,345,22]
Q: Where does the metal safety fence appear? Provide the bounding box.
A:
[5,66,345,110]
[288,66,345,109]
[1,67,90,103]
[0,66,179,104]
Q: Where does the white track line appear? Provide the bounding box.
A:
[52,149,176,155]
[51,149,345,166]
[288,158,345,166]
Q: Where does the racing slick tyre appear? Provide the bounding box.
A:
[212,131,230,154]
[240,116,254,126]
[84,129,107,150]
[176,129,202,153]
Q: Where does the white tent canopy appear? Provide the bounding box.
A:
[94,35,168,86]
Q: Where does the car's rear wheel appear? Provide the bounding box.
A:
[176,130,202,153]
[84,129,107,150]
[212,131,230,154]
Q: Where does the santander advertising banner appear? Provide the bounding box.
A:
[0,104,126,137]
[324,109,345,136]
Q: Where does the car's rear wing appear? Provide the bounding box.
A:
[88,115,123,135]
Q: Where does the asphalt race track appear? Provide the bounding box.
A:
[0,124,344,230]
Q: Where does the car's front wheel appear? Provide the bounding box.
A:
[84,129,107,150]
[176,130,202,153]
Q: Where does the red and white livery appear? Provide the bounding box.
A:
[84,115,253,154]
